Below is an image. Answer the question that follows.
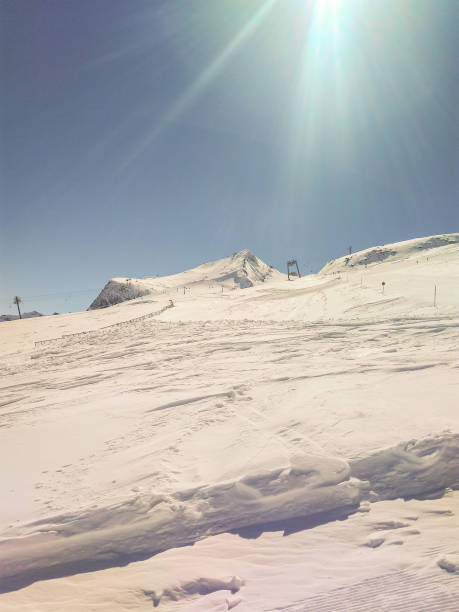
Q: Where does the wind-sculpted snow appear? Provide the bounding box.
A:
[0,454,362,592]
[350,433,459,500]
[156,575,244,608]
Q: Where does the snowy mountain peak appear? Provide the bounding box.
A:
[232,248,256,261]
[89,250,284,309]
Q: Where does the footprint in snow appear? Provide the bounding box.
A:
[437,555,459,574]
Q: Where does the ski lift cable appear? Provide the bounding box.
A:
[10,289,99,301]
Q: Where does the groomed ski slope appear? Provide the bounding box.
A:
[0,234,458,610]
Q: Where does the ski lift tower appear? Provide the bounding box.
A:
[287,259,301,280]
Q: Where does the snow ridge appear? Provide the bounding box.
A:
[2,431,458,593]
[0,452,361,592]
[320,233,459,274]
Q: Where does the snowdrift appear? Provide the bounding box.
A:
[0,453,363,592]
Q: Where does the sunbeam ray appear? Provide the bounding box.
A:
[121,0,279,170]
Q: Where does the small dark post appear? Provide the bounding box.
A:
[13,296,22,319]
[381,281,386,295]
[349,246,352,255]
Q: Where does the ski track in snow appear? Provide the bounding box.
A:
[271,570,457,612]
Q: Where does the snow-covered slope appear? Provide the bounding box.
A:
[320,233,459,274]
[0,234,458,610]
[149,233,459,324]
[89,249,284,309]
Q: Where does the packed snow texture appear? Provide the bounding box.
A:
[0,234,458,609]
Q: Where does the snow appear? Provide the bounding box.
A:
[0,233,458,609]
[321,234,459,273]
[89,249,285,309]
[1,493,458,610]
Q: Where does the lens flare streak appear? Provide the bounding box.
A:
[122,0,280,170]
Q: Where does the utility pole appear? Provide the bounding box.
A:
[13,296,22,319]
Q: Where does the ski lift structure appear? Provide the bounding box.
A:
[287,259,301,280]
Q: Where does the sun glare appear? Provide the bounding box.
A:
[121,0,279,170]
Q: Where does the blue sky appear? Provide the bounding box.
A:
[2,0,457,314]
